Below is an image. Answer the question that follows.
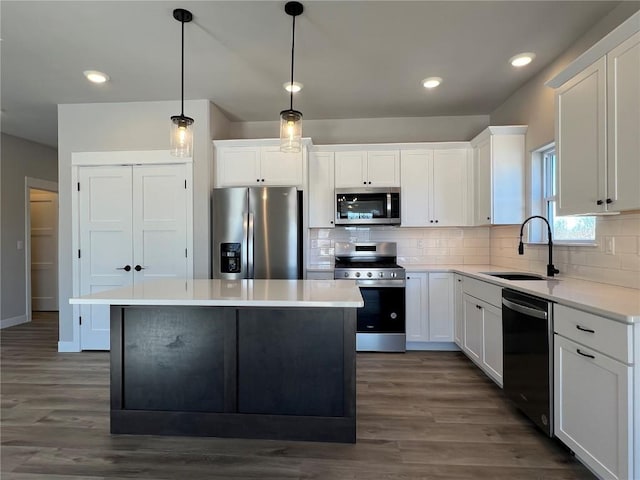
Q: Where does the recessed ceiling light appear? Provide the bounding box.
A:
[83,70,110,84]
[509,53,536,67]
[422,77,442,89]
[283,81,303,93]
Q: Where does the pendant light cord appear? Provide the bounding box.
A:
[289,14,296,111]
[181,17,185,117]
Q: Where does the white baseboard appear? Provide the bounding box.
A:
[58,341,81,353]
[0,315,29,329]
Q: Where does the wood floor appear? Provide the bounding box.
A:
[1,313,594,479]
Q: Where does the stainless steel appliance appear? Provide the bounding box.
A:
[335,188,400,226]
[502,288,554,436]
[334,242,405,352]
[211,187,302,280]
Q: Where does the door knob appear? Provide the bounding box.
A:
[134,265,146,272]
[117,265,131,272]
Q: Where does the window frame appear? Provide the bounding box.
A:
[528,143,597,246]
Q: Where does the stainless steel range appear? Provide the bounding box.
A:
[334,242,406,352]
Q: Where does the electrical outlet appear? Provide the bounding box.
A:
[417,239,424,249]
[604,236,615,255]
[16,240,23,250]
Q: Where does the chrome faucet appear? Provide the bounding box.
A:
[518,215,560,278]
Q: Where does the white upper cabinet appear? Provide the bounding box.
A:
[401,147,469,227]
[214,140,305,188]
[470,126,527,225]
[548,18,639,215]
[607,31,640,212]
[308,151,335,228]
[334,150,400,188]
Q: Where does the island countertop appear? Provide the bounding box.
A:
[69,279,364,308]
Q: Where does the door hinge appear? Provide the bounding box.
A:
[79,316,82,325]
[78,249,81,259]
[77,182,80,191]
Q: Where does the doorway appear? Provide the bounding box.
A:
[25,178,59,321]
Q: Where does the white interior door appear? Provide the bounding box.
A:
[79,166,133,350]
[30,189,58,311]
[132,164,188,282]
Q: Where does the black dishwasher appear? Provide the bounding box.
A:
[502,289,553,437]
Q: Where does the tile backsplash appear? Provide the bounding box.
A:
[308,226,491,266]
[490,212,640,289]
[309,213,639,289]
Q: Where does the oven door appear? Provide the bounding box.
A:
[357,284,405,333]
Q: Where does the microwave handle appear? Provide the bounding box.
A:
[387,193,391,218]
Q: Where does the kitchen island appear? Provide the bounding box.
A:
[70,279,363,443]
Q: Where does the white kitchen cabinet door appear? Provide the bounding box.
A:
[606,31,640,212]
[216,146,261,187]
[400,150,431,226]
[473,139,492,225]
[432,149,468,226]
[78,164,190,350]
[79,166,134,350]
[132,164,189,282]
[308,152,335,228]
[462,293,483,365]
[334,151,367,188]
[481,302,503,387]
[453,275,464,348]
[428,273,454,342]
[556,57,607,215]
[405,273,429,342]
[366,151,400,187]
[554,335,631,480]
[260,146,304,186]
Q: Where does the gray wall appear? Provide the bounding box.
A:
[1,133,58,322]
[230,115,490,144]
[57,100,230,345]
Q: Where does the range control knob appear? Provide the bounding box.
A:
[378,272,384,278]
[355,272,361,278]
[343,272,349,278]
[391,272,397,278]
[367,272,373,278]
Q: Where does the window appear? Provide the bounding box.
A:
[534,146,596,243]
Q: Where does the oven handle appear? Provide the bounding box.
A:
[502,298,548,319]
[355,279,405,288]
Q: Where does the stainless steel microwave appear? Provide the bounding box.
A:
[335,188,401,226]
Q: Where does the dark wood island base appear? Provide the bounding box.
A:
[110,305,356,443]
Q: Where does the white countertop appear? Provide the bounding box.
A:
[403,264,640,324]
[69,279,364,308]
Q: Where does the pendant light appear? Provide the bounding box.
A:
[280,1,304,153]
[170,8,194,157]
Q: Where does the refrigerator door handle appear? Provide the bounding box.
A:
[247,212,254,279]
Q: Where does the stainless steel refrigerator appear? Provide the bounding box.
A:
[211,187,303,280]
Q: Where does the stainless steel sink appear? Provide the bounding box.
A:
[480,272,548,281]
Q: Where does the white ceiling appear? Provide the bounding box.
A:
[0,1,625,147]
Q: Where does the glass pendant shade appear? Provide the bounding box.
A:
[170,115,194,157]
[280,109,302,153]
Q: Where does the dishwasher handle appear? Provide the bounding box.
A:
[502,297,548,320]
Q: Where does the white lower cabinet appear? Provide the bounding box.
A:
[554,305,636,480]
[405,272,454,349]
[453,274,464,348]
[460,276,503,387]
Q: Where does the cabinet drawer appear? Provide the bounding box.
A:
[462,276,501,308]
[554,304,632,364]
